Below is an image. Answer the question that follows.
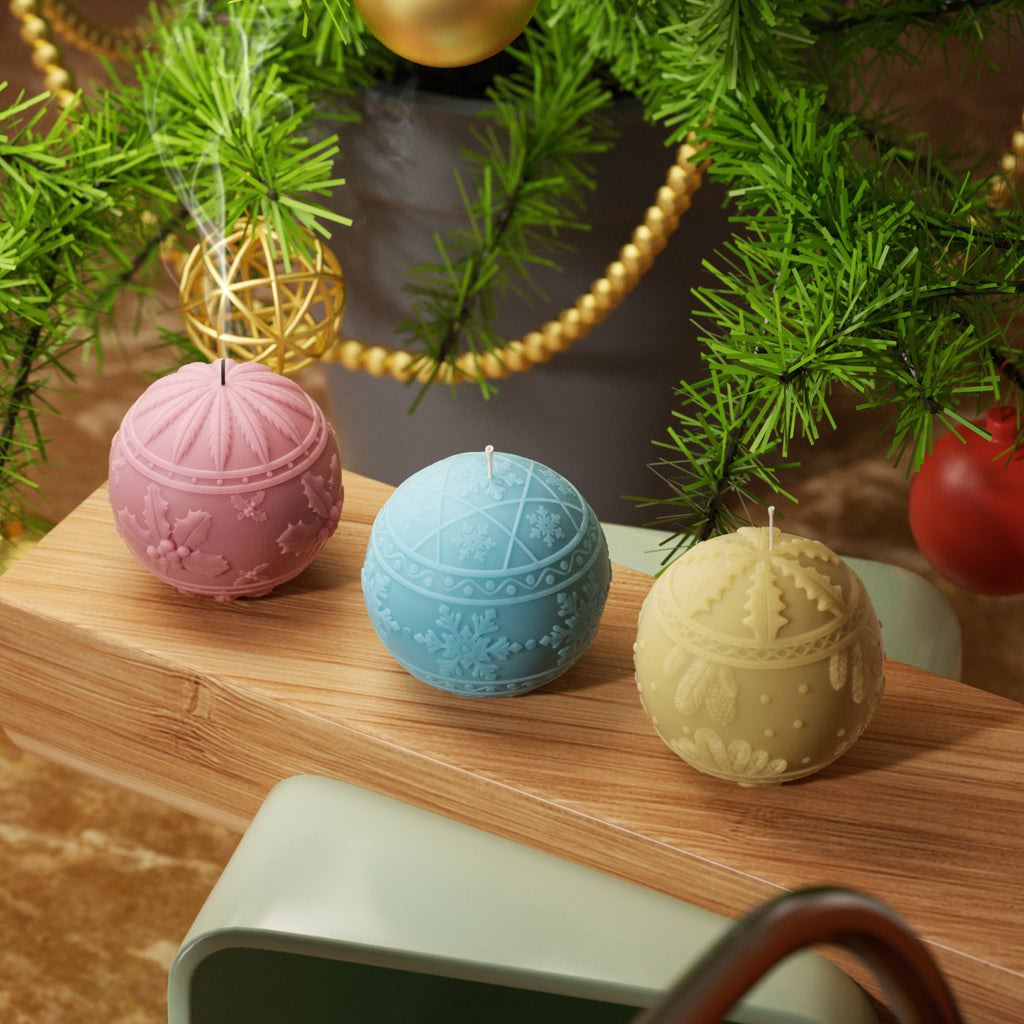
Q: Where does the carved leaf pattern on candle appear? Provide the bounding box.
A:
[234,563,271,588]
[108,360,343,599]
[746,557,787,642]
[674,660,739,727]
[117,484,230,579]
[276,454,343,556]
[830,632,882,703]
[634,526,885,785]
[672,729,787,782]
[231,491,268,522]
[134,361,309,472]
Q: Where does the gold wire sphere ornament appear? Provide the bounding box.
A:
[353,0,538,68]
[178,220,346,377]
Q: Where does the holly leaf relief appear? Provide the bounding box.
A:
[143,483,172,541]
[277,518,322,556]
[117,508,145,543]
[174,509,215,550]
[302,471,333,519]
[116,483,230,579]
[230,491,268,522]
[185,551,231,577]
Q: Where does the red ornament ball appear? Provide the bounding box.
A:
[908,406,1024,595]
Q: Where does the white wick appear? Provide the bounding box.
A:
[768,505,775,550]
[485,444,494,478]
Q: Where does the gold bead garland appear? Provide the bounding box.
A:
[34,0,146,56]
[326,138,709,384]
[11,0,704,381]
[990,110,1024,209]
[11,0,1024,383]
[10,0,74,107]
[9,0,146,108]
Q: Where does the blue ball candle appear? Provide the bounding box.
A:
[362,448,611,696]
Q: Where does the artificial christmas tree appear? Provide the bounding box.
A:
[2,0,1023,563]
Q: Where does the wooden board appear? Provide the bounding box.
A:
[1,475,1022,1023]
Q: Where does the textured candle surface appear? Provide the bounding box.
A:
[634,527,884,785]
[362,450,610,696]
[109,360,343,600]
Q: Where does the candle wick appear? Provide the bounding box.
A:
[768,505,775,550]
[220,359,226,386]
[485,444,494,479]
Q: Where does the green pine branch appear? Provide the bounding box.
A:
[641,57,1023,544]
[3,0,1023,552]
[139,0,356,258]
[397,15,617,399]
[0,84,175,513]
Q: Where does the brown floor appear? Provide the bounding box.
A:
[2,6,1023,1023]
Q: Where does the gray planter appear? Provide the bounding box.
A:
[323,85,729,525]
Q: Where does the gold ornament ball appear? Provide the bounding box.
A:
[353,0,538,67]
[179,220,345,376]
[634,527,885,786]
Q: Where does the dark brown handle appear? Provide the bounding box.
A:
[632,887,964,1024]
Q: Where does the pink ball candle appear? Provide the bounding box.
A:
[109,359,343,600]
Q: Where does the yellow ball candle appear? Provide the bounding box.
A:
[634,525,885,786]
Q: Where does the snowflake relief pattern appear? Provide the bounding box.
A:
[415,606,523,680]
[451,460,524,501]
[393,500,426,536]
[534,464,575,499]
[277,454,342,558]
[118,484,229,578]
[455,520,497,563]
[541,579,603,666]
[528,505,564,548]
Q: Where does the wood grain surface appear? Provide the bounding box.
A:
[1,474,1021,1023]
